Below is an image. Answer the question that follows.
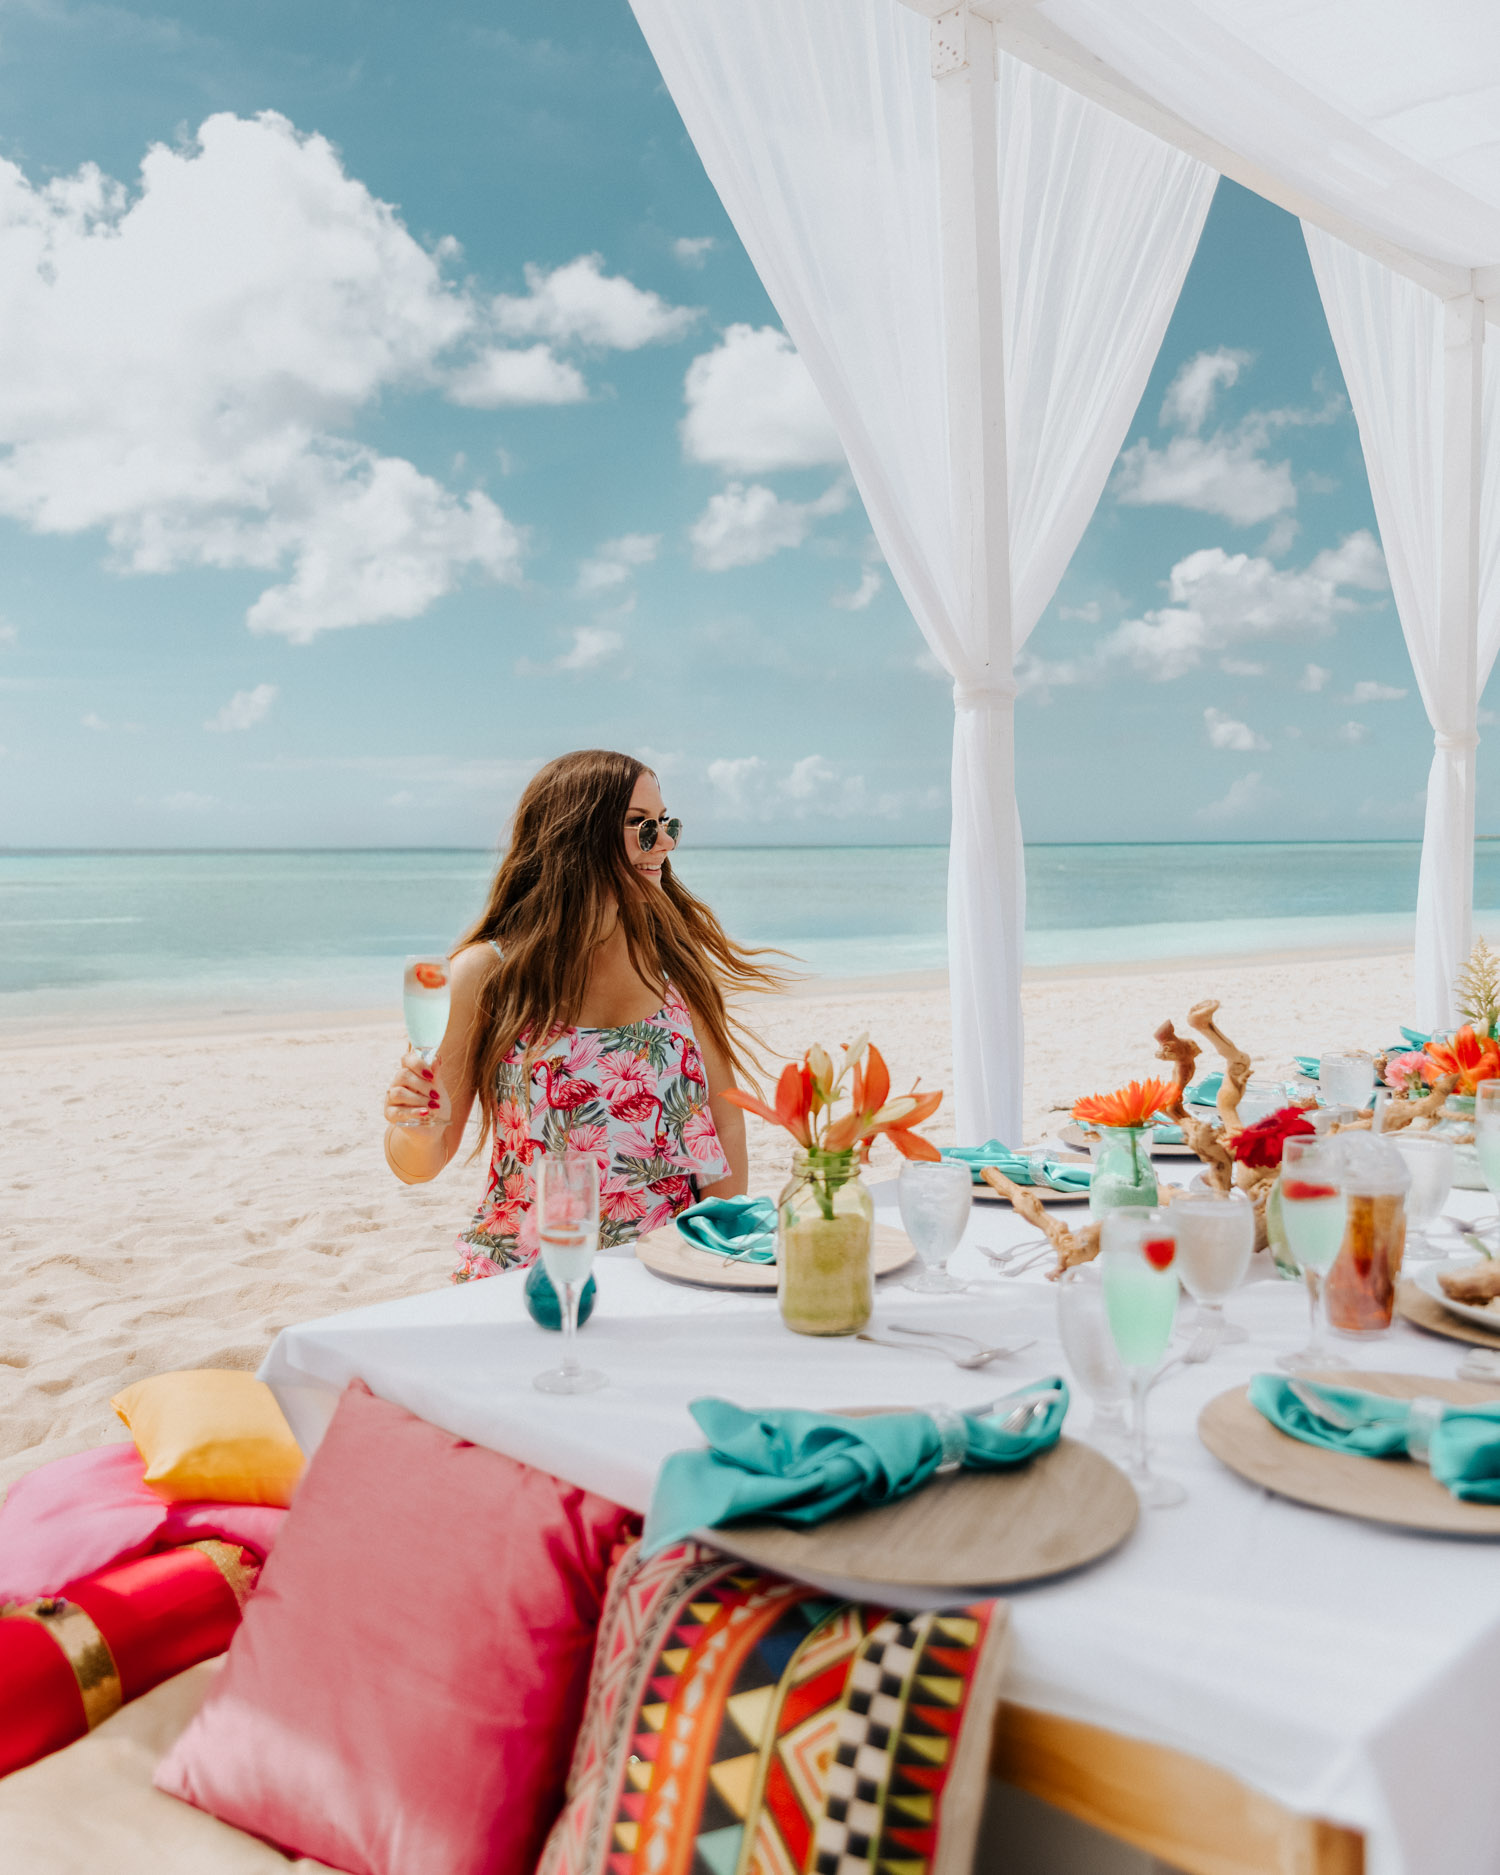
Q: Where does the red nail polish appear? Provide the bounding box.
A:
[429,1092,439,1106]
[421,1069,434,1082]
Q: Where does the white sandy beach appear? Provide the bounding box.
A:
[0,947,1416,1494]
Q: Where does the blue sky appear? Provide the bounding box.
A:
[0,0,1480,849]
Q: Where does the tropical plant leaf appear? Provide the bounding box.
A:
[599,1021,673,1070]
[1456,937,1500,1035]
[615,1152,680,1184]
[658,1075,701,1131]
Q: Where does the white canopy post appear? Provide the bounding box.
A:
[1416,292,1485,1027]
[932,4,1026,1143]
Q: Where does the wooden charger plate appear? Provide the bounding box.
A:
[1199,1370,1500,1536]
[1396,1278,1500,1349]
[712,1433,1137,1591]
[634,1220,914,1292]
[1059,1122,1202,1160]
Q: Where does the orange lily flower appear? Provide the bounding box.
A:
[1423,1026,1500,1097]
[1072,1077,1179,1130]
[721,1040,942,1159]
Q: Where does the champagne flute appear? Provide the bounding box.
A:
[1173,1193,1254,1350]
[532,1155,606,1395]
[398,954,450,1128]
[897,1159,973,1293]
[1276,1136,1349,1373]
[1056,1263,1129,1454]
[1100,1209,1186,1508]
[1476,1081,1500,1244]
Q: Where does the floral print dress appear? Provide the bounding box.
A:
[455,984,731,1279]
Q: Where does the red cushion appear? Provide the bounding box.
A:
[0,1545,250,1778]
[154,1381,639,1875]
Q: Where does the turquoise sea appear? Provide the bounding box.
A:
[5,842,1500,1034]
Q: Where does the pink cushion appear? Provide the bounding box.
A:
[154,1381,638,1875]
[0,1444,287,1602]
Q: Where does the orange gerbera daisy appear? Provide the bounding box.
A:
[1423,1025,1500,1096]
[1072,1077,1178,1130]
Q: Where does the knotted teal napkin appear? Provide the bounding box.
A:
[1184,1074,1223,1108]
[1293,1057,1320,1080]
[1401,1026,1432,1050]
[642,1380,1070,1555]
[941,1143,1091,1191]
[1249,1375,1500,1503]
[675,1196,776,1262]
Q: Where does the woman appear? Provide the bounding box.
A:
[382,749,778,1277]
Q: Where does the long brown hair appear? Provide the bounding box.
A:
[459,749,784,1150]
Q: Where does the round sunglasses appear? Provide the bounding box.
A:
[632,816,682,852]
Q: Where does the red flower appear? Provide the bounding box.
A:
[1230,1105,1316,1169]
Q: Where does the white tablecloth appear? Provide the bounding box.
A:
[260,1179,1500,1875]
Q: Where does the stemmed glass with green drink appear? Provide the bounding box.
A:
[1100,1209,1186,1508]
[397,955,451,1127]
[1276,1135,1349,1372]
[533,1154,606,1395]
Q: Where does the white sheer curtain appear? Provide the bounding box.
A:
[628,0,1214,1139]
[1304,229,1500,1027]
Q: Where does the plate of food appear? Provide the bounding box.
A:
[1412,1256,1500,1332]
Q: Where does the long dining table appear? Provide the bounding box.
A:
[260,1171,1500,1875]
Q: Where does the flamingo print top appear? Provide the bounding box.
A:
[454,981,731,1278]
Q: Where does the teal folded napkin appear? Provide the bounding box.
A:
[1293,1056,1320,1080]
[1401,1026,1432,1050]
[941,1142,1091,1191]
[675,1196,776,1262]
[1249,1375,1500,1503]
[1185,1074,1223,1107]
[642,1381,1070,1556]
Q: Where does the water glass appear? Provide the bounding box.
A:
[533,1155,606,1395]
[397,955,451,1127]
[1055,1263,1129,1454]
[1172,1193,1254,1349]
[1319,1051,1375,1110]
[1276,1136,1349,1373]
[1388,1133,1453,1261]
[1099,1209,1186,1508]
[1476,1081,1500,1235]
[898,1159,973,1293]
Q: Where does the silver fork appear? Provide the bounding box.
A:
[1149,1325,1218,1388]
[979,1243,1054,1277]
[889,1321,1037,1361]
[1287,1379,1363,1430]
[856,1329,1035,1369]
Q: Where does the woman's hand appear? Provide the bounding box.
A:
[384,1049,446,1129]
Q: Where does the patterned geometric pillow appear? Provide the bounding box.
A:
[537,1540,1009,1875]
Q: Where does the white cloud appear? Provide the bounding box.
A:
[1160,348,1250,433]
[1347,679,1408,703]
[159,790,217,813]
[0,622,16,646]
[832,569,882,612]
[1338,721,1370,743]
[205,682,277,731]
[1058,600,1102,624]
[0,112,527,641]
[81,711,108,730]
[1299,662,1333,693]
[387,790,414,806]
[1114,433,1296,525]
[673,236,715,268]
[707,755,765,812]
[1310,533,1388,589]
[1196,771,1275,823]
[1018,533,1386,693]
[1262,515,1300,558]
[518,626,625,676]
[576,532,659,598]
[492,254,698,350]
[1220,658,1266,677]
[707,752,892,821]
[1204,706,1269,752]
[446,345,587,407]
[689,480,849,572]
[681,325,843,474]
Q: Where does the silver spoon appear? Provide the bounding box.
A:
[855,1331,1035,1369]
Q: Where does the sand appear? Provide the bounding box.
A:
[0,946,1417,1494]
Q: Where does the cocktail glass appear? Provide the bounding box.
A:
[898,1159,973,1293]
[1276,1135,1349,1373]
[1388,1133,1453,1262]
[533,1155,606,1395]
[1056,1263,1129,1455]
[1100,1209,1186,1508]
[1173,1193,1254,1349]
[397,955,451,1128]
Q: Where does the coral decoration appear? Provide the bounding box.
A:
[1071,1078,1177,1130]
[1229,1105,1316,1170]
[722,1038,942,1162]
[413,962,447,990]
[1423,1025,1500,1097]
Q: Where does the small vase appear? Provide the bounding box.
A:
[777,1149,874,1337]
[1087,1127,1159,1219]
[524,1260,597,1331]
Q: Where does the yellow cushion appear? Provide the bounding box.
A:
[111,1371,304,1507]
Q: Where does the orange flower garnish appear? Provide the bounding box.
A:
[1071,1077,1178,1130]
[1423,1025,1500,1097]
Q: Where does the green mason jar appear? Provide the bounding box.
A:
[777,1149,875,1336]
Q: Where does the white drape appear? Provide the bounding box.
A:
[628,0,1214,1139]
[1304,228,1500,1027]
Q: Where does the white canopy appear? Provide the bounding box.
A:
[628,0,1500,1139]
